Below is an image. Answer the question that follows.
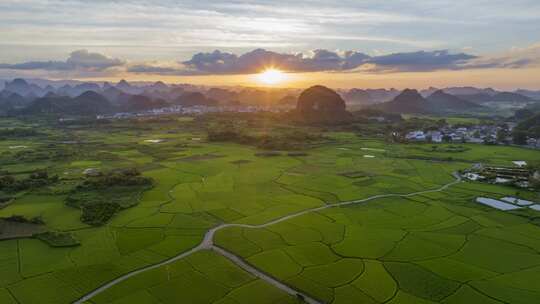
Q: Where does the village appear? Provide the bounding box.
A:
[460,162,540,213]
[95,104,291,120]
[91,102,540,150]
[404,123,540,149]
[462,162,537,187]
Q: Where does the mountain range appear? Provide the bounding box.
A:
[342,88,401,105]
[0,78,539,116]
[0,79,215,115]
[340,86,538,107]
[372,89,485,114]
[456,91,533,103]
[22,91,112,115]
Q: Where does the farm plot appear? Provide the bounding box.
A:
[215,182,540,304]
[89,250,297,304]
[1,124,539,304]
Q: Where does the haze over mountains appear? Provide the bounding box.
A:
[373,89,485,114]
[0,78,538,116]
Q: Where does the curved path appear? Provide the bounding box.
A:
[75,173,462,304]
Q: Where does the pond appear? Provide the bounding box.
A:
[475,197,522,211]
[500,197,535,206]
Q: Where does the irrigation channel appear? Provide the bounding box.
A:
[74,173,462,304]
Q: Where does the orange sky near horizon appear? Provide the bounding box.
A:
[80,67,540,91]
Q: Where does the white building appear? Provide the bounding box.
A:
[467,137,484,144]
[405,131,426,141]
[527,138,538,147]
[426,131,443,142]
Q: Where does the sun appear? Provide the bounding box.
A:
[257,68,286,85]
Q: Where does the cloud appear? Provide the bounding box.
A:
[341,51,372,70]
[131,46,540,76]
[464,43,540,69]
[127,60,196,75]
[3,44,540,79]
[65,50,125,70]
[1,0,539,67]
[0,50,124,71]
[127,47,538,75]
[159,48,478,74]
[179,48,372,74]
[362,50,477,72]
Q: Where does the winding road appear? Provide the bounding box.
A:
[74,173,462,304]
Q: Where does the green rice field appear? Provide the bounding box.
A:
[0,117,539,304]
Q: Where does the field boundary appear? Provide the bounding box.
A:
[74,173,462,304]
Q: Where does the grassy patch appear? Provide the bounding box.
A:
[385,262,461,302]
[34,231,80,247]
[65,169,153,225]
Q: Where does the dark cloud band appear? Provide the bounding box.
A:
[135,48,479,75]
[0,50,124,72]
[1,46,537,77]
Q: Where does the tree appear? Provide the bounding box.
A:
[437,119,447,128]
[512,130,528,145]
[496,128,509,144]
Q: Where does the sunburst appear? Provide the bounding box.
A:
[257,68,286,85]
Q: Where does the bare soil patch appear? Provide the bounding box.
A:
[0,219,45,240]
[339,171,374,178]
[178,153,225,162]
[230,159,252,165]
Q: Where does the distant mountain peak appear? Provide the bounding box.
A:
[394,89,424,102]
[4,78,45,97]
[149,81,169,91]
[117,79,130,86]
[430,89,449,97]
[77,90,105,99]
[103,81,113,90]
[427,90,483,111]
[372,88,428,114]
[10,78,29,85]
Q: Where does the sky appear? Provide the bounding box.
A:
[0,0,539,89]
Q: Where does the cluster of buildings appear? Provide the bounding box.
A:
[95,104,288,120]
[462,162,538,189]
[526,138,540,148]
[403,123,540,148]
[404,125,499,143]
[404,128,482,143]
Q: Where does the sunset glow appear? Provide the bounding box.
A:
[1,2,540,304]
[256,69,286,85]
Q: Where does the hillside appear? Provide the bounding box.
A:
[457,92,533,103]
[343,89,373,105]
[515,112,540,136]
[294,85,352,123]
[492,92,533,102]
[0,91,28,109]
[22,91,113,115]
[373,89,429,114]
[174,92,218,106]
[343,88,400,105]
[426,90,484,112]
[516,89,540,100]
[121,95,169,112]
